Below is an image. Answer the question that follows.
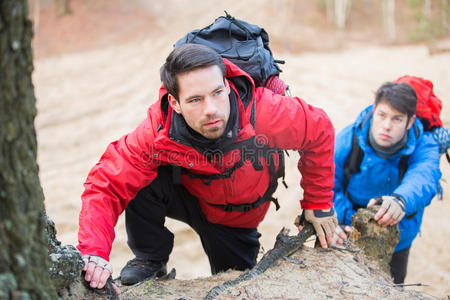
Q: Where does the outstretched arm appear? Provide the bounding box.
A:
[78,113,161,289]
[393,132,441,217]
[255,88,337,247]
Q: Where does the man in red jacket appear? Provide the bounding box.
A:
[78,44,343,292]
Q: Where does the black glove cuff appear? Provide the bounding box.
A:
[391,194,406,212]
[313,207,335,218]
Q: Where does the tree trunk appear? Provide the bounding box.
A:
[382,0,396,42]
[55,0,72,16]
[334,0,352,29]
[326,0,334,23]
[443,0,449,34]
[0,0,57,298]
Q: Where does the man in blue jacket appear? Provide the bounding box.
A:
[333,82,441,284]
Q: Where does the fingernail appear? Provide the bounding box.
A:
[91,281,97,287]
[86,275,91,281]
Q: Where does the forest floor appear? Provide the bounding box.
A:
[32,0,450,297]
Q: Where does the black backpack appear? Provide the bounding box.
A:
[174,11,285,90]
[171,12,289,212]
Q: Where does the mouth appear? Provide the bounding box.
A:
[379,133,391,140]
[204,120,222,128]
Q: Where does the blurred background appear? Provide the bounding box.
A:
[30,0,449,297]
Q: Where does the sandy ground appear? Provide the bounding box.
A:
[32,0,450,297]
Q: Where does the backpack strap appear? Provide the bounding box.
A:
[209,144,281,212]
[398,155,409,184]
[343,129,364,198]
[170,136,282,212]
[343,113,373,196]
[208,179,280,212]
[397,124,420,184]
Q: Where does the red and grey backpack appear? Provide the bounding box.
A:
[393,75,443,131]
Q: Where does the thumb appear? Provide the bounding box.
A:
[112,283,121,295]
[367,198,377,207]
[82,258,88,271]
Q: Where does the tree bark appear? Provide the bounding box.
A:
[334,0,352,29]
[382,0,396,42]
[55,0,72,16]
[326,0,334,23]
[0,0,57,298]
[443,0,449,34]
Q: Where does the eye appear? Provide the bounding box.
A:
[393,116,403,123]
[214,89,223,96]
[188,98,200,103]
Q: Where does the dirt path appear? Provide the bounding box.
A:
[33,1,450,297]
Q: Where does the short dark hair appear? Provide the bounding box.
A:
[160,43,226,100]
[375,82,417,118]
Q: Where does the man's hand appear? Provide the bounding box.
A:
[332,225,352,246]
[367,195,405,227]
[82,255,120,295]
[297,208,342,248]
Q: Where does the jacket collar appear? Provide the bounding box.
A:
[168,89,240,153]
[152,59,257,172]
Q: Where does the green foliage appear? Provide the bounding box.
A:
[406,0,448,42]
[315,0,328,11]
[406,0,423,8]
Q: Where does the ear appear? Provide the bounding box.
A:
[225,78,231,95]
[168,94,181,114]
[406,115,416,130]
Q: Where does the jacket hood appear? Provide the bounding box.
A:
[354,105,424,157]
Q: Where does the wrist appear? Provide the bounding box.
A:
[390,194,406,212]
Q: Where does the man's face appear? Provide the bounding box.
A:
[370,100,415,147]
[168,65,231,140]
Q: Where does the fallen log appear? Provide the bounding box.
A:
[47,208,436,299]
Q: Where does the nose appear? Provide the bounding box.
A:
[203,97,218,117]
[382,118,392,131]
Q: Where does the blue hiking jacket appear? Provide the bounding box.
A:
[333,105,441,252]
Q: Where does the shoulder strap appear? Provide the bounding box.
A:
[397,124,420,183]
[344,131,411,193]
[343,129,364,196]
[398,155,409,184]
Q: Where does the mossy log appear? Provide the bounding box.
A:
[110,208,432,300]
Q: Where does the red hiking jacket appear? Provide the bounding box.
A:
[77,60,335,260]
